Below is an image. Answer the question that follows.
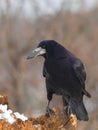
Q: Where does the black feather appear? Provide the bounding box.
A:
[29,40,91,121]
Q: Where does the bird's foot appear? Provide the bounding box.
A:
[63,106,71,118]
[45,107,54,117]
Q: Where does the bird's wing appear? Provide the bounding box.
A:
[72,60,86,87]
[72,60,91,98]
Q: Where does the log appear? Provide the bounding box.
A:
[0,95,77,130]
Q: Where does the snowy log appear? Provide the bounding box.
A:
[0,95,77,130]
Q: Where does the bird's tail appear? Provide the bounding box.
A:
[69,98,89,121]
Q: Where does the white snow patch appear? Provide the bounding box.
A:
[14,112,28,121]
[33,125,39,128]
[0,104,28,124]
[0,104,15,124]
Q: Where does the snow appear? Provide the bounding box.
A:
[0,104,15,124]
[0,104,7,112]
[0,104,28,124]
[14,112,28,121]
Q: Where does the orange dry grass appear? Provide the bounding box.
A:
[0,114,77,130]
[0,95,77,130]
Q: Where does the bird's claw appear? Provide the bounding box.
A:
[64,106,71,118]
[45,107,53,117]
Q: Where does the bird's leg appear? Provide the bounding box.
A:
[45,89,54,117]
[63,105,70,118]
[65,106,71,117]
[46,100,51,117]
[62,96,71,118]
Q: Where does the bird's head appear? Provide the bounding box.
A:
[27,40,66,60]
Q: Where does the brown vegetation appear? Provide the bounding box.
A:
[0,115,77,130]
[0,95,77,130]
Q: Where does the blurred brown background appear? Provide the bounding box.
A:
[0,0,98,129]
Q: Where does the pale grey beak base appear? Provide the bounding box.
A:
[27,47,46,59]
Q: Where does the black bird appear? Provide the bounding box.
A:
[27,40,91,121]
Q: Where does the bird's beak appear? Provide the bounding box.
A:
[27,47,46,59]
